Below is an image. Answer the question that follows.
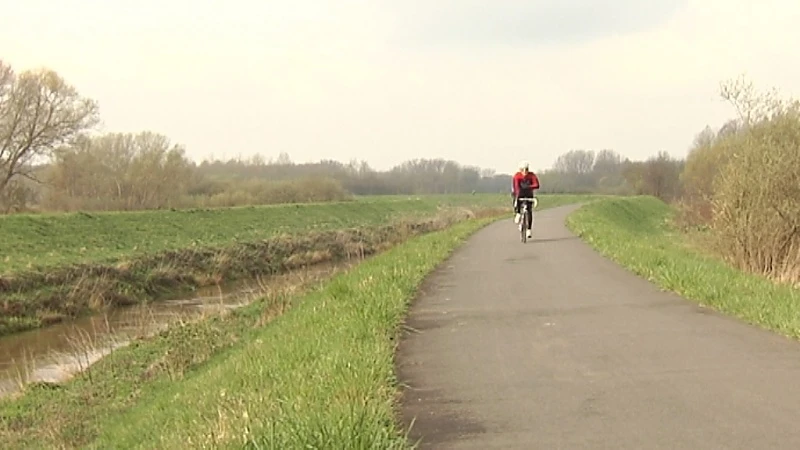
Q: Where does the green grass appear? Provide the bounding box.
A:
[0,213,471,337]
[0,193,589,275]
[0,196,472,274]
[93,219,497,449]
[566,196,800,339]
[0,193,593,336]
[0,214,500,449]
[0,194,594,448]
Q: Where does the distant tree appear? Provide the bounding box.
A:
[592,149,623,176]
[625,151,683,201]
[553,149,595,174]
[276,152,292,165]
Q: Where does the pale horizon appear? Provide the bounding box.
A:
[4,0,799,173]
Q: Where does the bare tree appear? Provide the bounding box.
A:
[592,149,622,174]
[0,63,14,114]
[275,152,292,165]
[0,60,99,201]
[553,149,596,174]
[692,125,716,148]
[642,151,682,201]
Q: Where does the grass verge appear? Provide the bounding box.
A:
[0,213,501,449]
[0,193,586,274]
[0,263,351,449]
[566,196,800,339]
[0,194,590,336]
[0,210,468,336]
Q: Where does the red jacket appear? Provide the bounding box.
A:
[512,171,540,196]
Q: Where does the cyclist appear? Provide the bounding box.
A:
[512,161,540,239]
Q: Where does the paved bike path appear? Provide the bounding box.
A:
[397,204,800,449]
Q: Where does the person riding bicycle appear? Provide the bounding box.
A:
[512,161,540,239]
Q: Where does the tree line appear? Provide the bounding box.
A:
[2,58,678,214]
[0,57,736,220]
[538,77,800,285]
[0,59,506,212]
[546,77,800,285]
[4,60,794,282]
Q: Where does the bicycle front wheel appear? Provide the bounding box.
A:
[520,211,528,243]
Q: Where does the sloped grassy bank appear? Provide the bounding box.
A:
[0,195,511,274]
[1,194,591,336]
[0,212,500,449]
[0,208,486,336]
[566,196,800,339]
[0,195,592,448]
[0,197,506,335]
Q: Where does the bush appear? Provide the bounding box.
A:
[688,78,800,283]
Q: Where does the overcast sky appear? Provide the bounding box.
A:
[3,0,800,172]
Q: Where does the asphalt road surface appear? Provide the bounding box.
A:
[397,204,800,449]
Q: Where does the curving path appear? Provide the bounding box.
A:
[397,204,800,449]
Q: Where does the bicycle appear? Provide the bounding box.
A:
[517,197,538,243]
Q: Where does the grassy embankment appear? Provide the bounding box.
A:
[566,196,800,339]
[1,194,506,273]
[0,194,493,335]
[0,195,591,448]
[0,195,592,448]
[0,194,589,336]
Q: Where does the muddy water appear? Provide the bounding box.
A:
[0,263,345,398]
